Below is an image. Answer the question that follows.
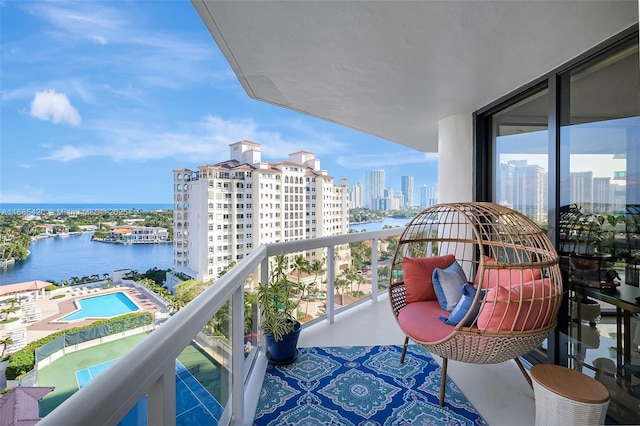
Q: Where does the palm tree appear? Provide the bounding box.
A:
[334,274,350,305]
[292,255,311,319]
[309,258,326,289]
[5,298,19,308]
[352,269,366,295]
[337,267,355,296]
[218,260,237,278]
[167,297,185,313]
[1,306,20,321]
[0,336,14,357]
[292,254,310,292]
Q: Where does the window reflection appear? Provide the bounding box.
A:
[559,36,639,425]
[559,37,640,287]
[493,87,549,227]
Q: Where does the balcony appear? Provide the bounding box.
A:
[40,228,535,425]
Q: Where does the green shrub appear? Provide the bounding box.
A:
[45,285,58,292]
[5,312,153,379]
[51,294,65,300]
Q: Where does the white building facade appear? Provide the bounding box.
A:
[349,182,364,209]
[173,141,349,282]
[364,170,385,209]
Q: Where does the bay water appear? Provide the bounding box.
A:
[0,215,408,286]
[0,233,174,285]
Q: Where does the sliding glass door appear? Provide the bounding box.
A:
[478,30,639,425]
[558,35,639,425]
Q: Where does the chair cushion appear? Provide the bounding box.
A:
[440,283,485,326]
[403,254,456,303]
[433,261,468,311]
[475,256,543,288]
[476,278,556,331]
[397,301,455,343]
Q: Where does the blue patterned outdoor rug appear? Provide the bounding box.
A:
[254,345,487,425]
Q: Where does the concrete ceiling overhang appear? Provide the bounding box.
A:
[192,0,638,153]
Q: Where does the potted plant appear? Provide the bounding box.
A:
[257,253,302,364]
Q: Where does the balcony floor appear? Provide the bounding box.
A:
[297,295,536,426]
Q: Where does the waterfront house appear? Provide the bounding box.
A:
[34,225,54,236]
[130,226,168,243]
[107,227,132,242]
[105,226,168,243]
[38,2,639,425]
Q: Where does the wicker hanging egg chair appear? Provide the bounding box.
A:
[389,202,563,406]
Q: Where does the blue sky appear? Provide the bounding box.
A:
[0,0,438,204]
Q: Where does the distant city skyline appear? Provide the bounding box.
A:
[0,1,438,204]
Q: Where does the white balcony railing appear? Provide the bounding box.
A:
[39,227,402,426]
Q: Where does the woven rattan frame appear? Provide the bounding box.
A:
[389,202,563,405]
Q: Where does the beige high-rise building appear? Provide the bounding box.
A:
[172,141,349,282]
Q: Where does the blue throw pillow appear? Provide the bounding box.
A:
[432,261,467,311]
[439,283,485,326]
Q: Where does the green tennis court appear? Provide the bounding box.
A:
[74,358,223,425]
[38,332,228,424]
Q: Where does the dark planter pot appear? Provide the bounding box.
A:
[266,321,301,365]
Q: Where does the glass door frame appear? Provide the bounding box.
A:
[473,24,638,366]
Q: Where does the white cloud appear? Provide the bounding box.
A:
[28,2,229,90]
[30,89,82,126]
[38,115,351,164]
[91,35,107,45]
[33,2,121,46]
[42,145,85,162]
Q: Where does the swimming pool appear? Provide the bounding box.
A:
[58,292,140,322]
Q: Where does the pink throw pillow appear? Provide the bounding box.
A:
[475,256,542,288]
[476,278,556,331]
[403,255,456,303]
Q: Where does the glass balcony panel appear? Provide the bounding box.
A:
[177,300,232,424]
[333,242,371,311]
[377,234,398,293]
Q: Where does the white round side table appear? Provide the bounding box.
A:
[530,364,610,426]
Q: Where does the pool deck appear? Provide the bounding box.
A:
[22,284,166,343]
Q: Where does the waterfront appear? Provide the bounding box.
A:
[0,217,408,286]
[0,233,173,285]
